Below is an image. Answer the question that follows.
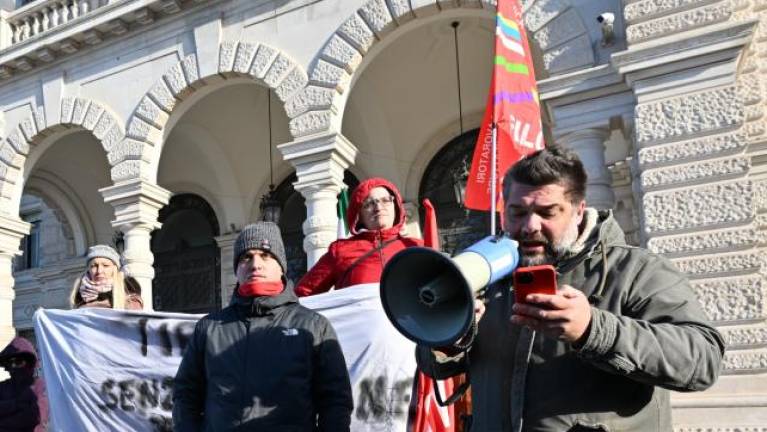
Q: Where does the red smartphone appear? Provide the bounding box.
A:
[513,265,558,304]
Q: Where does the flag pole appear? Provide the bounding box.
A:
[490,122,497,236]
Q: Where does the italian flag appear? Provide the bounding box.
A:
[337,187,350,239]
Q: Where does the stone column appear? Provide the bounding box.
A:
[278,132,357,267]
[0,215,30,349]
[0,10,12,49]
[100,179,171,310]
[557,128,615,210]
[214,233,237,305]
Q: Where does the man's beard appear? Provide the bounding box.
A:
[518,217,580,267]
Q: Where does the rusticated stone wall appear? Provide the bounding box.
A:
[627,0,767,427]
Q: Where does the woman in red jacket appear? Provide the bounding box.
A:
[295,177,423,296]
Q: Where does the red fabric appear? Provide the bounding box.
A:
[414,373,455,432]
[414,201,455,432]
[295,177,423,297]
[422,199,440,250]
[464,0,543,211]
[238,281,284,297]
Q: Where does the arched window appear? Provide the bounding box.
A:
[151,193,221,313]
[419,129,497,254]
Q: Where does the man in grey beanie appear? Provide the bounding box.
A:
[174,222,353,431]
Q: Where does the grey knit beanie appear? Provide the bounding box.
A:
[233,222,287,274]
[86,245,121,267]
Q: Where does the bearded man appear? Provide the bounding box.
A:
[416,145,724,432]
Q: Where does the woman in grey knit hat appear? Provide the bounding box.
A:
[69,244,143,310]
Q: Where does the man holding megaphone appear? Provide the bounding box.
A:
[408,146,724,432]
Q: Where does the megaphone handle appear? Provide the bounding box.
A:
[453,313,479,352]
[432,317,477,407]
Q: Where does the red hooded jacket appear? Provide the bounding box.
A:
[295,178,423,296]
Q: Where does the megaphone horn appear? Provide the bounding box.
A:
[380,235,519,347]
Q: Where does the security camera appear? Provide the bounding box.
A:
[597,13,615,47]
[596,12,615,25]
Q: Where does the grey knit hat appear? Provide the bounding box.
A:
[86,245,121,267]
[233,222,287,274]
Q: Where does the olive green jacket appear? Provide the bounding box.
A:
[416,210,725,432]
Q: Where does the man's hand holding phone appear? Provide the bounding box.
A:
[511,265,592,345]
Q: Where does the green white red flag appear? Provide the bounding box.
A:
[464,0,545,211]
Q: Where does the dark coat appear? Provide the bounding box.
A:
[173,285,353,431]
[295,177,423,296]
[417,210,725,432]
[0,336,48,432]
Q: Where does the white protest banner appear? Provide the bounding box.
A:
[35,307,199,431]
[301,284,417,431]
[34,284,416,431]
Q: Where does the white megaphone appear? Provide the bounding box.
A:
[380,235,520,348]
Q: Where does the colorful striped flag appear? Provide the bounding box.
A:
[464,0,545,212]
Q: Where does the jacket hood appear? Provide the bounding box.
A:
[571,209,624,253]
[347,177,407,235]
[0,336,38,383]
[557,209,625,266]
[557,208,627,303]
[0,336,37,367]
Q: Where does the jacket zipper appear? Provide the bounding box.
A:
[377,231,385,266]
[241,317,251,426]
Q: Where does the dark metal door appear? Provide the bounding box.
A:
[152,244,221,313]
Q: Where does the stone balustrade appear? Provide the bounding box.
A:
[0,0,216,81]
[5,0,109,46]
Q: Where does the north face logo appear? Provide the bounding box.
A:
[282,328,298,336]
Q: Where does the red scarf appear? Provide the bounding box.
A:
[238,280,284,297]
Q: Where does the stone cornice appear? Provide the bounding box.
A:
[0,214,30,254]
[538,64,627,101]
[0,0,221,82]
[31,256,82,281]
[549,91,635,137]
[611,19,757,77]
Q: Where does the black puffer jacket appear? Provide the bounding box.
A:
[173,285,353,431]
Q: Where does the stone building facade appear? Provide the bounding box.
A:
[0,0,764,428]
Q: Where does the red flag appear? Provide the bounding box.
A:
[422,199,440,250]
[414,199,454,432]
[464,0,545,211]
[414,373,455,432]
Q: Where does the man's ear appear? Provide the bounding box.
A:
[575,200,586,225]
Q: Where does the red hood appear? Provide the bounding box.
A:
[347,177,406,235]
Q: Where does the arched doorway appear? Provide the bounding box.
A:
[419,129,496,255]
[272,172,359,283]
[151,193,221,313]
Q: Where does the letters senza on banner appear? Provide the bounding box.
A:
[34,284,417,432]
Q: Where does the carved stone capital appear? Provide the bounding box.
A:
[557,128,610,147]
[279,132,358,192]
[99,179,171,229]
